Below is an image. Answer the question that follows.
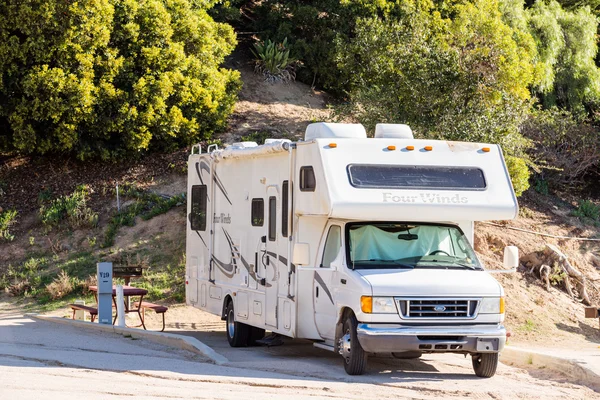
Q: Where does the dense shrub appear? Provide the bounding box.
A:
[0,0,240,159]
[521,109,600,190]
[333,2,535,158]
[40,185,98,230]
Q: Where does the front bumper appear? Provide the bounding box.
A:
[356,323,506,354]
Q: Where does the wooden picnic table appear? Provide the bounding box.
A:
[89,285,148,329]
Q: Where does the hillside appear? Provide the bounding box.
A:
[1,62,599,352]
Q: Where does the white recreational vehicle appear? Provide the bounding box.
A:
[185,123,519,377]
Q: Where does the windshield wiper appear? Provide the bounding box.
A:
[416,257,481,270]
[354,259,415,269]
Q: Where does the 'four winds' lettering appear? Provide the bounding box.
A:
[383,192,468,204]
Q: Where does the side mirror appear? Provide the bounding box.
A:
[293,243,310,266]
[503,246,519,269]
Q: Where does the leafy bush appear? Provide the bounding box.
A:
[252,38,296,83]
[0,209,18,241]
[0,0,240,160]
[505,156,531,197]
[40,185,98,230]
[573,200,600,221]
[333,4,535,157]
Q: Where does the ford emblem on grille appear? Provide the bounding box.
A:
[434,305,446,312]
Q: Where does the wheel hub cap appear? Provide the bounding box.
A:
[338,332,352,361]
[227,310,235,338]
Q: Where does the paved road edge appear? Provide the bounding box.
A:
[501,346,599,392]
[26,314,229,366]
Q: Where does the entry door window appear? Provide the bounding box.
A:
[321,225,342,268]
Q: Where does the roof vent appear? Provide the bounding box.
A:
[374,124,413,139]
[230,141,258,149]
[305,123,367,141]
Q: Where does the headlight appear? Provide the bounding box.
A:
[360,296,397,313]
[479,297,505,314]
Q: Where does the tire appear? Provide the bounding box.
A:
[339,313,368,375]
[225,301,249,347]
[472,353,499,378]
[247,326,266,346]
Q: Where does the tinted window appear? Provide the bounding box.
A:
[269,196,276,241]
[282,181,289,237]
[347,164,486,190]
[191,185,207,231]
[322,225,342,268]
[300,166,316,192]
[251,199,264,226]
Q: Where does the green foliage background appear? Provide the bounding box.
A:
[0,0,240,159]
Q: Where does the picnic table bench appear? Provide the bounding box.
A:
[134,301,169,332]
[69,304,98,322]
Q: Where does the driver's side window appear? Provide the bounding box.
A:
[321,225,342,268]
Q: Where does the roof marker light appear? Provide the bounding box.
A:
[424,146,433,151]
[482,147,491,152]
[406,145,414,151]
[387,145,396,151]
[329,143,337,148]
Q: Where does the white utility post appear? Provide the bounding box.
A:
[116,285,126,327]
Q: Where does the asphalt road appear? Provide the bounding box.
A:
[0,305,598,399]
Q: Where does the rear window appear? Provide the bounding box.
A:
[347,164,486,190]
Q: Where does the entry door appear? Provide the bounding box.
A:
[313,224,341,340]
[264,189,279,328]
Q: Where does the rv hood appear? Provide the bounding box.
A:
[356,268,502,297]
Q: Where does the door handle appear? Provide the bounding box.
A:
[316,286,319,297]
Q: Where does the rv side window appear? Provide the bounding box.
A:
[300,166,316,192]
[190,185,207,231]
[269,196,276,241]
[251,199,264,226]
[282,180,289,237]
[322,225,342,268]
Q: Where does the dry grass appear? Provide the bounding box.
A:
[46,271,73,300]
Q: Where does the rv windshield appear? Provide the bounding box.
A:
[346,223,482,270]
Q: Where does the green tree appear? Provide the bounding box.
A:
[0,0,240,159]
[526,1,600,114]
[336,0,534,154]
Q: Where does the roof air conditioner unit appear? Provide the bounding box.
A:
[374,124,413,139]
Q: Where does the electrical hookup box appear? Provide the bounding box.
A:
[97,262,113,324]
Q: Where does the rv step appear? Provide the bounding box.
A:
[313,342,335,352]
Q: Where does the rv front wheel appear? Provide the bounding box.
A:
[472,353,499,378]
[225,301,249,347]
[340,313,368,375]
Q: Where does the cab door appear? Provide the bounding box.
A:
[313,224,342,340]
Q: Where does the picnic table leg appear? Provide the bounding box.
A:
[112,295,118,325]
[138,295,147,330]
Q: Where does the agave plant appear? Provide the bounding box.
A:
[252,38,297,83]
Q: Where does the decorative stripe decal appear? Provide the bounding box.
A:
[314,272,334,304]
[266,251,296,274]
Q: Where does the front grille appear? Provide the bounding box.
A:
[397,298,479,319]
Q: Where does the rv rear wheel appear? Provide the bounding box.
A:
[225,301,250,347]
[340,313,368,375]
[472,353,499,378]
